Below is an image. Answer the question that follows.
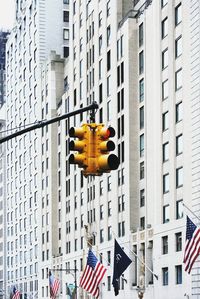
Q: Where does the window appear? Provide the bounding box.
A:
[140,161,144,180]
[163,173,169,193]
[161,17,168,39]
[107,176,111,191]
[140,134,144,157]
[176,134,183,155]
[64,47,69,58]
[107,276,111,291]
[100,205,103,220]
[99,11,102,27]
[175,36,182,58]
[175,68,182,90]
[107,76,111,96]
[139,51,144,74]
[139,79,144,102]
[175,265,182,284]
[162,236,168,254]
[175,232,182,252]
[107,50,111,71]
[139,23,143,47]
[140,106,144,129]
[108,226,112,241]
[163,205,170,223]
[176,167,183,188]
[176,199,183,219]
[63,29,69,40]
[140,217,145,230]
[99,36,102,55]
[140,189,145,207]
[100,229,104,243]
[162,111,169,131]
[107,25,111,46]
[162,48,168,69]
[106,0,111,17]
[63,11,69,22]
[175,3,182,26]
[176,101,183,122]
[108,201,111,216]
[161,0,168,7]
[162,79,168,100]
[163,142,169,162]
[162,267,168,285]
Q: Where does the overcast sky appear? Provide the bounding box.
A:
[0,0,15,30]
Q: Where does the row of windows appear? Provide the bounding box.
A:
[161,3,182,40]
[162,265,182,285]
[162,232,182,254]
[163,167,183,193]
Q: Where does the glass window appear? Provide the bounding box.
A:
[98,11,102,27]
[162,236,168,254]
[161,17,168,39]
[161,0,168,7]
[140,106,144,129]
[176,167,183,188]
[163,142,169,162]
[175,36,182,58]
[99,35,102,55]
[175,68,182,90]
[163,205,170,223]
[139,78,144,102]
[163,173,169,193]
[140,134,144,157]
[139,51,144,74]
[107,0,111,17]
[162,48,168,69]
[162,267,168,285]
[139,23,143,47]
[175,232,182,252]
[176,199,183,219]
[175,265,182,284]
[175,3,182,26]
[176,134,183,155]
[176,101,183,122]
[107,25,111,46]
[162,79,168,100]
[162,111,169,131]
[140,161,144,180]
[140,189,145,207]
[140,217,145,230]
[63,11,69,22]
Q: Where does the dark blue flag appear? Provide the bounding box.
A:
[112,239,132,296]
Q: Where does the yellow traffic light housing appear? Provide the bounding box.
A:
[68,125,89,169]
[68,123,119,176]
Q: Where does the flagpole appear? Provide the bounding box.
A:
[181,202,200,222]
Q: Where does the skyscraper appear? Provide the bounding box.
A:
[0,31,9,107]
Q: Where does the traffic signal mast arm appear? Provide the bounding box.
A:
[0,102,98,144]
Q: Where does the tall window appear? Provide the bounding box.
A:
[175,232,182,251]
[161,17,168,39]
[175,265,182,284]
[162,267,168,285]
[175,36,182,58]
[139,79,144,102]
[176,101,183,122]
[176,167,183,188]
[162,79,168,100]
[163,142,169,162]
[175,3,182,26]
[162,236,168,254]
[140,106,144,129]
[140,189,145,207]
[140,134,144,157]
[163,205,170,223]
[176,199,183,219]
[175,68,182,90]
[139,23,143,47]
[161,0,168,7]
[140,161,144,180]
[162,48,168,69]
[163,173,169,193]
[162,111,169,131]
[176,134,183,155]
[139,51,144,74]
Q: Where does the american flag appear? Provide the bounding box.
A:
[80,249,107,298]
[183,216,200,274]
[49,271,60,299]
[11,286,20,299]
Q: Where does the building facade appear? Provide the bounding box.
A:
[4,0,200,299]
[0,31,9,107]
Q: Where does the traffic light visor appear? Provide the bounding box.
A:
[98,154,119,170]
[69,127,85,138]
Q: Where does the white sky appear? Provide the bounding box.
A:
[0,0,15,30]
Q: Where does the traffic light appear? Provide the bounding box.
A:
[96,125,119,174]
[68,123,119,176]
[68,124,89,170]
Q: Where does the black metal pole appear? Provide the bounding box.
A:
[0,102,99,144]
[74,264,77,299]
